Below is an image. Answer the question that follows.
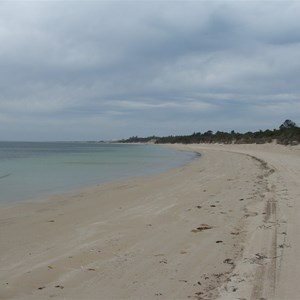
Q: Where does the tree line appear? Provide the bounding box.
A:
[119,120,300,145]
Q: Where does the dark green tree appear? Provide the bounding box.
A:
[280,119,297,129]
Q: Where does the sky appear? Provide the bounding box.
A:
[0,1,300,141]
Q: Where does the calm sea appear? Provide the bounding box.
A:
[0,142,195,203]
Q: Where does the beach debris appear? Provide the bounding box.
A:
[179,280,188,283]
[216,240,223,243]
[244,211,258,218]
[210,205,216,207]
[191,224,213,233]
[255,253,267,260]
[87,268,96,271]
[246,253,268,265]
[213,272,225,279]
[159,259,167,264]
[154,253,165,257]
[55,285,64,289]
[48,265,53,270]
[279,243,290,248]
[38,286,45,290]
[230,231,240,235]
[239,198,244,201]
[196,205,202,209]
[198,224,213,230]
[223,258,234,265]
[203,274,209,280]
[197,281,202,285]
[155,293,162,296]
[180,250,187,254]
[48,220,55,223]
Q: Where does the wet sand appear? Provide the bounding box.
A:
[1,143,299,299]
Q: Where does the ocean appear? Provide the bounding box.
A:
[0,142,195,203]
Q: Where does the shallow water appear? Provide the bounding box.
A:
[0,142,195,203]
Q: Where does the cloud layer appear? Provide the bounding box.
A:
[1,1,300,140]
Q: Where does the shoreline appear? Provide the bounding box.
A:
[1,144,299,299]
[0,143,196,205]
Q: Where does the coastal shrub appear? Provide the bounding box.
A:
[120,120,300,146]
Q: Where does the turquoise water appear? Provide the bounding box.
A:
[0,142,195,203]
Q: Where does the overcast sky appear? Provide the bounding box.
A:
[0,1,300,141]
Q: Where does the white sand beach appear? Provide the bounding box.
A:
[1,143,300,299]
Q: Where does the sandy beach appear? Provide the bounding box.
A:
[1,143,300,300]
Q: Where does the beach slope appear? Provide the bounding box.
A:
[0,144,299,299]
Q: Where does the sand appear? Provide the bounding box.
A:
[0,143,300,300]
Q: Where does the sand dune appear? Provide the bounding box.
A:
[1,143,299,299]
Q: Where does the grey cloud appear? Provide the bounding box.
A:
[0,1,300,140]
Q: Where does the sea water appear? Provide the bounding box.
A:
[0,142,195,203]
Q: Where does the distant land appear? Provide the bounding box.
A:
[119,119,300,145]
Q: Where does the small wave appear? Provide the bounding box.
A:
[0,173,11,180]
[63,162,121,165]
